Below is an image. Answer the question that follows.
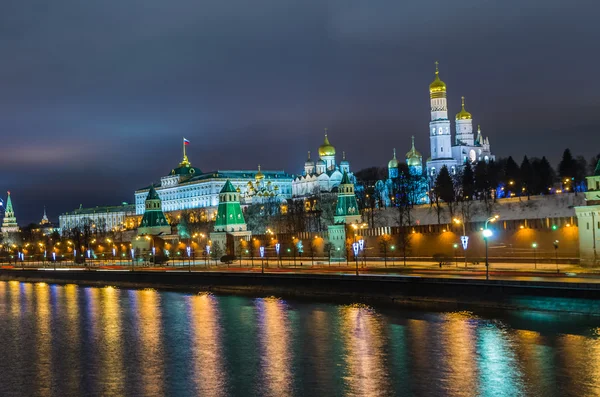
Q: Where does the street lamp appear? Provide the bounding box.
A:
[553,240,559,273]
[453,243,458,267]
[532,242,538,269]
[483,215,499,280]
[453,217,468,267]
[351,223,367,275]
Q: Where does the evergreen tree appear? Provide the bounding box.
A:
[434,166,455,203]
[558,148,577,180]
[520,156,534,199]
[504,156,520,195]
[532,156,555,193]
[461,164,475,200]
[474,161,489,200]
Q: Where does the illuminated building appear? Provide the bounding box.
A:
[575,160,600,265]
[292,131,353,197]
[426,62,494,177]
[210,179,252,255]
[137,186,171,236]
[0,191,19,234]
[328,170,361,253]
[134,147,292,216]
[59,203,136,232]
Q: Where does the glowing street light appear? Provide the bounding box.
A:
[483,215,499,280]
[532,242,538,269]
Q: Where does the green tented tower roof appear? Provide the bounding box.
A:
[214,180,247,232]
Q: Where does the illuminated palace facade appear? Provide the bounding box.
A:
[426,63,494,177]
[134,150,293,217]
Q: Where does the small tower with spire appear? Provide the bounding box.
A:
[138,186,171,236]
[340,151,350,174]
[304,151,315,175]
[406,136,423,176]
[333,171,361,225]
[388,148,399,179]
[455,96,474,146]
[211,179,252,255]
[1,191,19,234]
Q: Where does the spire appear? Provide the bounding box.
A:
[411,135,416,151]
[595,159,600,176]
[393,148,397,159]
[456,96,472,120]
[435,60,439,75]
[307,151,311,161]
[343,151,346,160]
[5,191,13,214]
[429,61,447,96]
[341,169,351,184]
[476,125,483,144]
[40,205,49,225]
[255,164,265,180]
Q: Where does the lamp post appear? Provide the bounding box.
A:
[483,215,499,280]
[532,242,538,269]
[553,240,559,274]
[453,243,458,267]
[260,246,265,274]
[351,223,367,275]
[453,217,468,267]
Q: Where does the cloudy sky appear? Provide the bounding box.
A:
[0,0,598,223]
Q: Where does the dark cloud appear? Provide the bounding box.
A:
[0,0,598,223]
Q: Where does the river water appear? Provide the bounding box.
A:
[0,281,599,397]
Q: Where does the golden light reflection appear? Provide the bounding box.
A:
[339,304,391,396]
[189,293,226,397]
[440,312,479,396]
[99,286,125,395]
[558,333,600,395]
[63,284,81,394]
[9,281,20,317]
[35,282,52,395]
[257,297,292,397]
[137,289,165,396]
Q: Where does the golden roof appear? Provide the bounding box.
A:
[429,61,447,95]
[456,96,472,120]
[255,165,264,180]
[318,131,336,157]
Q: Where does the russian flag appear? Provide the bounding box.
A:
[183,138,190,145]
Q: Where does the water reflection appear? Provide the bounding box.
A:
[188,293,226,397]
[339,304,391,397]
[440,312,479,397]
[256,297,293,397]
[0,282,596,396]
[34,283,52,395]
[136,289,165,396]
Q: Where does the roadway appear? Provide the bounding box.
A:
[4,260,600,284]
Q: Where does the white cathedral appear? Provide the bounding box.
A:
[426,62,494,177]
[292,131,352,197]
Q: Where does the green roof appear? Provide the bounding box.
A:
[171,165,203,176]
[147,186,160,200]
[595,160,600,176]
[341,170,351,184]
[220,180,237,193]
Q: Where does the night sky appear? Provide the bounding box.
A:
[0,0,598,224]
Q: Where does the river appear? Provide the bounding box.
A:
[0,281,598,396]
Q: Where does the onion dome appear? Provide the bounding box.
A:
[429,61,447,97]
[318,131,336,157]
[388,148,399,169]
[455,96,472,120]
[316,159,326,167]
[305,151,315,167]
[405,136,422,167]
[255,165,265,180]
[340,151,349,166]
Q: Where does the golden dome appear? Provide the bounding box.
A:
[455,96,472,120]
[318,131,336,157]
[388,148,399,169]
[429,61,446,95]
[255,165,264,180]
[405,136,422,167]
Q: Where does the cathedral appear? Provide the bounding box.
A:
[425,62,494,177]
[291,131,352,197]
